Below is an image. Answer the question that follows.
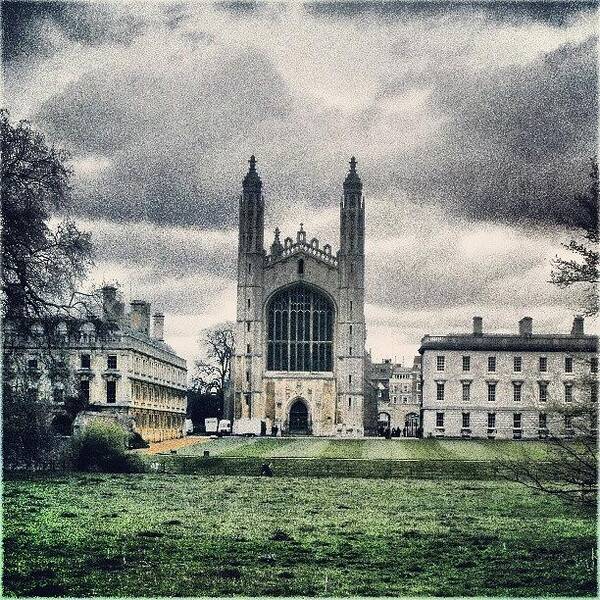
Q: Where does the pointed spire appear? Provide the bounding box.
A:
[270,227,283,256]
[243,154,262,191]
[297,222,306,243]
[344,155,362,192]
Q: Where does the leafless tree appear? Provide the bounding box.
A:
[1,110,96,468]
[1,110,95,326]
[501,162,599,508]
[551,159,598,316]
[505,358,597,509]
[192,322,235,396]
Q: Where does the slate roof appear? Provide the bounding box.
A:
[419,333,598,354]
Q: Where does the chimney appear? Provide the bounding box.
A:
[101,285,121,322]
[130,300,151,335]
[519,317,533,337]
[571,316,584,336]
[153,313,165,341]
[473,316,483,336]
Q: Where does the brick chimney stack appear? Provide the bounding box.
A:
[571,316,585,336]
[473,316,483,336]
[101,285,124,322]
[153,313,165,341]
[130,301,151,335]
[519,317,533,337]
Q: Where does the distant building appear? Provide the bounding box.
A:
[4,286,187,442]
[232,156,376,436]
[369,357,421,436]
[419,316,598,439]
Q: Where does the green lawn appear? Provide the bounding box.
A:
[3,473,596,597]
[178,437,554,461]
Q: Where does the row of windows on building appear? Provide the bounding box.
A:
[131,382,185,410]
[435,381,598,403]
[71,353,183,385]
[78,379,114,404]
[132,354,183,385]
[78,379,184,407]
[27,354,118,371]
[26,354,117,371]
[435,411,577,432]
[436,355,598,374]
[390,395,415,404]
[13,323,120,345]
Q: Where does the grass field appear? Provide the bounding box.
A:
[3,472,596,597]
[176,437,554,461]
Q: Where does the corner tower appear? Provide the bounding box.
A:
[337,157,367,435]
[233,156,265,421]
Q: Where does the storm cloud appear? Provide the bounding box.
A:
[3,1,597,364]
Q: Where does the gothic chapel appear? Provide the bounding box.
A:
[232,156,376,436]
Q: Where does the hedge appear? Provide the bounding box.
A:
[147,455,560,480]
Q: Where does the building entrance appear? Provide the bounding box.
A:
[405,412,420,437]
[289,399,310,434]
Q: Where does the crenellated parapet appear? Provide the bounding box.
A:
[265,224,338,267]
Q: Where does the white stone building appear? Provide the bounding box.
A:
[371,358,421,436]
[420,316,598,439]
[232,156,376,436]
[4,286,188,442]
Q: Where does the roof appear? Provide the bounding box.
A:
[369,362,394,379]
[124,327,180,358]
[419,333,598,354]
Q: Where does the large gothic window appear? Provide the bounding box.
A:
[267,285,333,372]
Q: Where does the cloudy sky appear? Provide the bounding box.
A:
[4,0,598,368]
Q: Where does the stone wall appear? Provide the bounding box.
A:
[262,374,337,436]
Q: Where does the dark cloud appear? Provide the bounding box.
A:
[304,0,595,27]
[89,220,236,281]
[2,1,148,64]
[217,1,265,15]
[21,2,598,236]
[385,35,597,228]
[37,46,292,228]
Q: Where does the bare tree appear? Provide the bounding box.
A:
[1,110,94,325]
[192,322,235,396]
[505,163,599,508]
[1,110,95,468]
[551,159,598,316]
[506,358,597,509]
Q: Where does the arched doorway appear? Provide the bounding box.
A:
[289,399,310,435]
[405,412,420,438]
[377,412,390,437]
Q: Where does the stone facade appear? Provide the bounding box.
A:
[370,357,421,435]
[420,316,598,439]
[232,156,375,436]
[4,286,188,443]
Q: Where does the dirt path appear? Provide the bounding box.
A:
[141,436,208,455]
